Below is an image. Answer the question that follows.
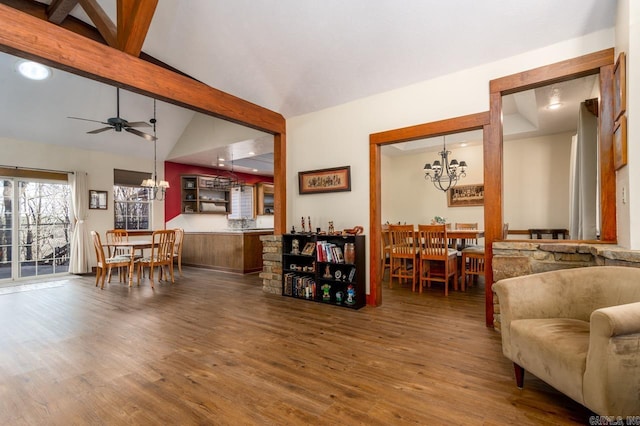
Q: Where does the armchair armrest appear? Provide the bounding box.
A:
[590,301,640,337]
[584,301,640,416]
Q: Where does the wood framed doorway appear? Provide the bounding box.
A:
[368,113,490,307]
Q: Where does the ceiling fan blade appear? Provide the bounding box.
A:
[123,121,151,128]
[87,127,113,134]
[125,127,157,141]
[68,116,109,125]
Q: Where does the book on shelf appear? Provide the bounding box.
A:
[315,241,345,263]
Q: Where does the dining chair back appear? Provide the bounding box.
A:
[105,229,129,257]
[173,228,185,276]
[91,231,135,289]
[417,224,458,295]
[138,229,176,288]
[388,224,419,290]
[455,222,479,247]
[380,224,391,282]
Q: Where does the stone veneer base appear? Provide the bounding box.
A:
[492,241,640,330]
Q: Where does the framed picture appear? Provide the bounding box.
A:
[298,166,351,194]
[614,52,626,121]
[447,183,484,207]
[89,190,108,210]
[614,115,627,170]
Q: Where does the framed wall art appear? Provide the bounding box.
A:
[614,51,626,121]
[447,183,484,207]
[298,166,351,194]
[614,115,627,170]
[89,190,108,210]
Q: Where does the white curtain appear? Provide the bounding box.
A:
[68,171,91,273]
[569,102,598,240]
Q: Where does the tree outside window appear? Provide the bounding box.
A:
[113,186,150,230]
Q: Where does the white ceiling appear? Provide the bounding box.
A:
[1,0,616,172]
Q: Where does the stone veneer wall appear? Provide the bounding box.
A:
[492,241,640,330]
[260,235,282,294]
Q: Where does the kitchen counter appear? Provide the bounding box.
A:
[182,230,273,274]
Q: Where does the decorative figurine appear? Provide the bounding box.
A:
[301,216,305,233]
[290,225,296,234]
[346,283,355,305]
[308,216,312,233]
[321,283,331,301]
[328,221,335,234]
[335,291,344,305]
[291,238,300,255]
[323,264,332,278]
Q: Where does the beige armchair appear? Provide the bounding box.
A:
[494,266,640,416]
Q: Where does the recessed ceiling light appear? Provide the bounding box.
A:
[218,158,225,162]
[546,102,562,110]
[218,163,224,167]
[460,143,468,147]
[249,151,256,156]
[252,169,258,172]
[16,60,51,80]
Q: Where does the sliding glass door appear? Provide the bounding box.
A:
[0,178,71,282]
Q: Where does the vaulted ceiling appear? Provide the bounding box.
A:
[0,0,617,171]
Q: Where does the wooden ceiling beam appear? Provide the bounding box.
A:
[46,0,79,24]
[117,0,157,57]
[0,3,285,134]
[0,0,106,43]
[77,0,117,48]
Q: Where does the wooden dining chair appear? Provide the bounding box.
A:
[455,222,479,247]
[460,245,484,291]
[105,229,129,257]
[91,231,136,289]
[417,224,458,295]
[460,223,506,291]
[137,230,176,288]
[388,224,419,290]
[172,228,185,277]
[380,224,391,282]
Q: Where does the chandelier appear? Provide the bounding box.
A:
[141,99,170,200]
[423,136,467,192]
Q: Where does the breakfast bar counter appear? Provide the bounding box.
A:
[182,230,274,274]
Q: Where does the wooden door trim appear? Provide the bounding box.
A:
[369,112,490,307]
[485,48,615,326]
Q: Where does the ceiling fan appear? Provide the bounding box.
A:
[68,87,157,141]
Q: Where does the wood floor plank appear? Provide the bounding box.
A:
[0,270,594,424]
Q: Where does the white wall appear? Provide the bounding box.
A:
[287,30,614,293]
[0,136,165,252]
[382,144,484,226]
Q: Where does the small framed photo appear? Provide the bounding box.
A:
[614,115,627,171]
[89,190,108,210]
[613,52,626,121]
[298,166,351,194]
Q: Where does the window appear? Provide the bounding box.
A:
[1,177,71,281]
[113,169,152,231]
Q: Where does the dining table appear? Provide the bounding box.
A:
[104,240,154,286]
[446,229,485,250]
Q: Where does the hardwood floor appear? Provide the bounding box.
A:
[0,269,593,425]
